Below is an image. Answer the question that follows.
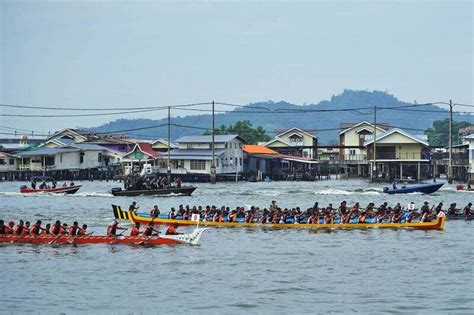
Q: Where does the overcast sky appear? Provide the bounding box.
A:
[0,0,472,134]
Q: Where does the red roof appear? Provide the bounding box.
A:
[137,142,162,158]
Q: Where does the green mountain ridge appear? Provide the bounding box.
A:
[88,90,474,145]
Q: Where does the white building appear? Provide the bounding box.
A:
[162,135,246,175]
[466,134,474,181]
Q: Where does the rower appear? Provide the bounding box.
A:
[77,224,89,236]
[44,223,51,235]
[447,203,458,216]
[129,201,139,214]
[420,202,431,222]
[50,220,64,235]
[434,202,443,215]
[107,220,126,237]
[142,222,160,237]
[14,220,25,235]
[67,221,83,236]
[7,221,14,234]
[0,220,6,235]
[150,205,160,218]
[130,222,141,236]
[165,223,182,235]
[463,203,472,219]
[30,220,46,236]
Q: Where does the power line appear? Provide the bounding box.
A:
[0,102,211,111]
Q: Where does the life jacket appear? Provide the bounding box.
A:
[130,227,139,236]
[166,226,176,235]
[77,229,85,236]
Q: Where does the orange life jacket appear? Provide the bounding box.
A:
[130,227,139,236]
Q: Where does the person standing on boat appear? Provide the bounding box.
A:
[31,178,36,189]
[0,220,6,235]
[150,205,160,218]
[128,201,139,214]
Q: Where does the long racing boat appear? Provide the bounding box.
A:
[0,228,208,246]
[112,205,446,230]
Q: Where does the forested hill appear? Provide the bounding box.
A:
[89,90,474,145]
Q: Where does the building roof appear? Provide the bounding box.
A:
[133,142,162,158]
[339,121,388,135]
[152,138,178,148]
[243,145,278,155]
[263,138,292,147]
[175,135,244,144]
[275,127,317,139]
[15,143,112,157]
[364,128,429,146]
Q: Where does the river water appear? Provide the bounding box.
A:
[0,179,473,313]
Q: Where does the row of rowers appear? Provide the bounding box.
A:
[130,201,473,224]
[0,220,90,236]
[0,219,182,237]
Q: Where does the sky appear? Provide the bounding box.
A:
[0,0,472,134]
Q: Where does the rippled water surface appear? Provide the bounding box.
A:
[1,180,473,313]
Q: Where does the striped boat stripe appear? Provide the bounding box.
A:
[112,205,130,220]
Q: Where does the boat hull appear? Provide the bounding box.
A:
[20,185,82,194]
[112,205,445,230]
[111,186,196,197]
[0,228,208,246]
[447,214,474,221]
[383,183,444,194]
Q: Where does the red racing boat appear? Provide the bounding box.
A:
[0,228,208,246]
[20,176,81,194]
[20,185,82,194]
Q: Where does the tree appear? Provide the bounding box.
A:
[203,120,271,144]
[424,119,472,146]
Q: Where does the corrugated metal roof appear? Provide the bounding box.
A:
[175,135,242,143]
[16,147,79,157]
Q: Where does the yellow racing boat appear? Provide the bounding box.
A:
[112,205,446,230]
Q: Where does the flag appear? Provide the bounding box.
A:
[191,213,200,222]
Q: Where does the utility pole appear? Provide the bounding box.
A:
[210,101,216,184]
[167,106,171,181]
[372,105,377,181]
[448,99,453,183]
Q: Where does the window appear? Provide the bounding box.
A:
[60,154,63,163]
[80,152,84,163]
[98,153,102,162]
[234,157,237,165]
[216,158,219,167]
[0,159,5,165]
[350,149,356,155]
[281,160,289,169]
[190,160,206,170]
[9,159,14,165]
[239,158,242,166]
